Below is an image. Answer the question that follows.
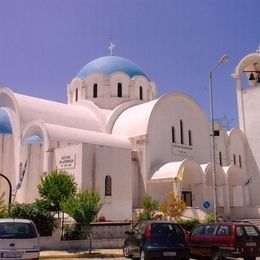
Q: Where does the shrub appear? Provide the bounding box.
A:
[9,200,56,236]
[178,218,201,232]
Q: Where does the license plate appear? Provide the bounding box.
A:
[163,251,176,256]
[1,251,23,258]
[246,242,256,247]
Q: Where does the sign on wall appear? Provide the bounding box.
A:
[57,154,76,169]
[172,144,193,156]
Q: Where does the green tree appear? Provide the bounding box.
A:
[0,192,8,218]
[138,194,160,221]
[37,170,77,214]
[160,192,187,221]
[61,189,103,253]
[9,200,56,236]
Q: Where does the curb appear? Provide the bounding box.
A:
[40,251,123,259]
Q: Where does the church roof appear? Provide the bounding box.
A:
[77,56,149,79]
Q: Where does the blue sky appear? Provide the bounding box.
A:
[0,0,259,128]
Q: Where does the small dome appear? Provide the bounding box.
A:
[77,56,149,80]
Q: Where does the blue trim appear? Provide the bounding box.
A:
[0,108,12,134]
[77,56,149,80]
[24,135,43,144]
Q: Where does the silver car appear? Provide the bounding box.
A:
[0,218,40,260]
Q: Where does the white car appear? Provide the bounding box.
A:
[0,218,40,259]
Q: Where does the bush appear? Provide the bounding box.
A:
[9,200,56,236]
[178,218,201,232]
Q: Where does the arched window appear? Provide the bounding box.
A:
[93,83,98,98]
[188,130,192,146]
[75,88,78,101]
[171,126,175,143]
[105,175,112,196]
[180,120,184,144]
[117,83,122,97]
[139,86,143,100]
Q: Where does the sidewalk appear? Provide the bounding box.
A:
[40,248,123,259]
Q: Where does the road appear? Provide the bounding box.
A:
[42,257,260,260]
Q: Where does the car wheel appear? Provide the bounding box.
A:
[123,245,132,258]
[140,250,148,260]
[211,250,224,260]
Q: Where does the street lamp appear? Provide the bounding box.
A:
[209,54,229,218]
[0,173,12,206]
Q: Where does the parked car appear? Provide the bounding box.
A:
[123,220,190,260]
[0,218,40,260]
[188,222,260,260]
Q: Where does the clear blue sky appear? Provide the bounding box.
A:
[0,0,259,128]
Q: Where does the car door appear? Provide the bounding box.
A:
[189,224,216,257]
[189,225,205,256]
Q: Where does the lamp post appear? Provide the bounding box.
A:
[209,55,229,218]
[0,173,12,206]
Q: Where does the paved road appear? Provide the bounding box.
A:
[39,257,260,260]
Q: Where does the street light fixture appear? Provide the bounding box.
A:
[209,54,230,219]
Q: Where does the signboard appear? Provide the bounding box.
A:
[203,200,211,209]
[58,154,76,169]
[172,143,193,156]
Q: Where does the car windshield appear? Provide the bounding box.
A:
[243,225,260,237]
[151,223,184,240]
[0,222,37,239]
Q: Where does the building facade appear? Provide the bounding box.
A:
[0,53,260,221]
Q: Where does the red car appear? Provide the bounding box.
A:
[188,222,260,260]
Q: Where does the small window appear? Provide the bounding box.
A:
[139,86,143,100]
[172,127,175,143]
[181,191,192,206]
[180,120,184,144]
[239,155,242,168]
[75,88,78,101]
[219,151,222,166]
[93,83,98,98]
[117,83,122,97]
[188,130,192,146]
[233,154,236,165]
[105,175,112,196]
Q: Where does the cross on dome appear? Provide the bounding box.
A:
[108,41,115,56]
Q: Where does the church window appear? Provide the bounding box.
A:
[139,86,143,100]
[172,127,175,143]
[180,120,184,144]
[117,83,122,97]
[233,154,236,165]
[182,191,192,207]
[93,83,98,98]
[105,175,112,196]
[188,130,192,146]
[75,88,78,101]
[239,155,242,168]
[219,151,222,166]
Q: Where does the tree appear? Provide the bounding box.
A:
[9,200,56,236]
[138,194,160,221]
[37,170,77,214]
[160,192,187,221]
[61,189,103,253]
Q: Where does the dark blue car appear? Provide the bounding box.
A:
[123,220,190,260]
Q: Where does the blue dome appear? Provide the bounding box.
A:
[77,56,149,80]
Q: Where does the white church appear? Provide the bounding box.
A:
[1,50,260,221]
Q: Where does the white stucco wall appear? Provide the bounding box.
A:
[53,143,132,221]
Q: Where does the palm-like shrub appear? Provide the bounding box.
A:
[61,189,103,226]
